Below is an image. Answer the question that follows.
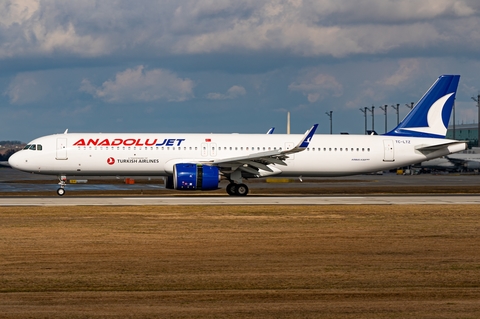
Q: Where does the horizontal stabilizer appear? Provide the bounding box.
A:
[415,141,467,152]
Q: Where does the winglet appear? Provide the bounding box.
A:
[279,124,317,155]
[297,124,318,149]
[299,124,318,148]
[266,127,275,134]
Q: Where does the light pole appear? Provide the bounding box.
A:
[391,103,400,125]
[325,111,333,134]
[452,101,455,140]
[359,107,367,135]
[405,102,414,110]
[366,106,375,133]
[471,94,480,147]
[379,104,388,133]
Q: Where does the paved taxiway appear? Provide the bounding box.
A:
[1,195,480,206]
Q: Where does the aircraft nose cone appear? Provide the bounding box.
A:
[8,151,23,169]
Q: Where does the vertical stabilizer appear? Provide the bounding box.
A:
[384,75,460,138]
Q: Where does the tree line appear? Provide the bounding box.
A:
[0,149,16,161]
[0,141,23,162]
[0,140,22,145]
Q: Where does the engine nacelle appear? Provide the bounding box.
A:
[172,163,220,190]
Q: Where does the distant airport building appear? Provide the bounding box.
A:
[447,123,478,148]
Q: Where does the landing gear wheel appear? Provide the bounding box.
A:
[226,183,237,196]
[57,175,67,196]
[235,183,249,196]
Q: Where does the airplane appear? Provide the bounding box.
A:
[418,153,480,172]
[8,74,466,196]
[445,153,480,170]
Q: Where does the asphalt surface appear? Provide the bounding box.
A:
[2,166,480,206]
[1,195,480,206]
[2,166,480,191]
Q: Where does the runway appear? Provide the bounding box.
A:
[2,168,480,206]
[1,195,480,206]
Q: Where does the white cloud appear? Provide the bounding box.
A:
[80,65,195,103]
[169,0,480,57]
[0,0,109,58]
[1,0,479,59]
[4,72,48,104]
[289,71,343,103]
[0,0,39,27]
[35,22,109,57]
[207,85,246,100]
[381,59,421,87]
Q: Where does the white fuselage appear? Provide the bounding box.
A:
[9,132,464,178]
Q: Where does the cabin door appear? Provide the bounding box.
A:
[56,138,68,160]
[383,140,395,162]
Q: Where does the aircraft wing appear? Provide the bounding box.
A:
[444,156,467,165]
[203,124,318,176]
[445,155,480,170]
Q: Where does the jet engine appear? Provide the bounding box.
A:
[170,163,220,190]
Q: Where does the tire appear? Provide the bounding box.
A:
[235,183,249,196]
[57,188,65,196]
[226,183,237,196]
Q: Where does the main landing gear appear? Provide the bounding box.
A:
[57,175,67,196]
[226,183,249,196]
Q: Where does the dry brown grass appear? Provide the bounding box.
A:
[1,205,480,318]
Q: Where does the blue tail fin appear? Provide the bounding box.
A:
[384,75,460,138]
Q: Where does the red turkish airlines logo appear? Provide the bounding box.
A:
[107,157,115,165]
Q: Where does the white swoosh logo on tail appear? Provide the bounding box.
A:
[402,93,453,136]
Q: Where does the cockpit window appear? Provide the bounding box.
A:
[23,144,42,150]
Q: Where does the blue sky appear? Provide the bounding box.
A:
[1,0,480,142]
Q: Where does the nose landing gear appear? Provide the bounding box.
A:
[57,175,67,196]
